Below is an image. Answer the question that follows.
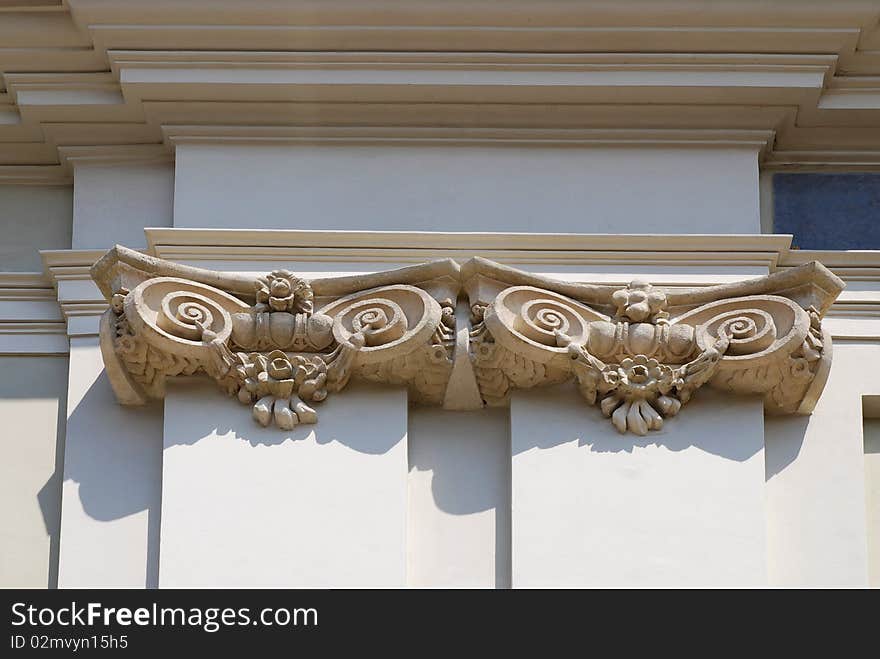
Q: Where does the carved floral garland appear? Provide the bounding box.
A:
[95,249,838,436]
[104,268,451,429]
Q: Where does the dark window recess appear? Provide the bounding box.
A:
[773,173,880,250]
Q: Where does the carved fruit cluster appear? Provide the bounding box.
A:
[563,331,729,436]
[598,356,682,435]
[233,350,328,430]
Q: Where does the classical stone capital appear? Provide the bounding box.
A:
[93,246,457,428]
[92,246,843,435]
[464,257,842,435]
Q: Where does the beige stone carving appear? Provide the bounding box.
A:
[464,258,842,435]
[94,246,456,428]
[92,246,843,435]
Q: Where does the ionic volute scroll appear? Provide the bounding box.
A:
[93,247,842,437]
[468,268,840,436]
[94,250,455,430]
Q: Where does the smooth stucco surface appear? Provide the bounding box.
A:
[764,344,871,587]
[407,407,511,588]
[160,379,408,587]
[0,355,67,587]
[864,418,880,587]
[72,163,173,249]
[57,338,163,589]
[510,385,767,587]
[174,144,761,234]
[0,186,71,271]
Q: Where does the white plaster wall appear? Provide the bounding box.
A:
[764,344,873,587]
[72,163,173,249]
[0,356,67,587]
[510,385,766,587]
[407,407,510,588]
[863,418,880,587]
[0,185,71,271]
[10,133,869,589]
[57,338,163,588]
[160,379,408,588]
[174,144,760,233]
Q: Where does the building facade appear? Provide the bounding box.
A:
[2,0,880,588]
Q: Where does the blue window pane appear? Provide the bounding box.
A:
[773,173,880,249]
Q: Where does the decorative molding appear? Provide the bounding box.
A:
[0,165,71,186]
[40,249,108,337]
[37,235,880,342]
[161,126,776,156]
[145,228,795,254]
[145,228,792,277]
[0,272,67,354]
[777,250,880,341]
[57,144,172,171]
[4,2,880,169]
[91,245,843,435]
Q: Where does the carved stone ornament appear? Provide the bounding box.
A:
[91,246,843,436]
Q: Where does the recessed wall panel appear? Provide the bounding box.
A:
[0,356,67,588]
[510,385,766,587]
[764,345,871,587]
[160,380,408,588]
[174,144,760,234]
[407,407,511,588]
[57,339,163,588]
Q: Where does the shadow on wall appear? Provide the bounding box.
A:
[64,371,163,587]
[407,407,512,588]
[0,355,69,589]
[763,414,809,481]
[408,407,510,516]
[64,375,401,525]
[65,376,409,588]
[162,379,404,455]
[510,384,764,463]
[38,394,66,590]
[36,475,61,589]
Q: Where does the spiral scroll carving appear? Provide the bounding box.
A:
[124,277,251,358]
[680,295,809,369]
[319,285,442,363]
[521,299,573,338]
[704,309,777,356]
[158,292,219,341]
[484,287,606,366]
[316,284,451,405]
[677,297,825,413]
[348,300,407,346]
